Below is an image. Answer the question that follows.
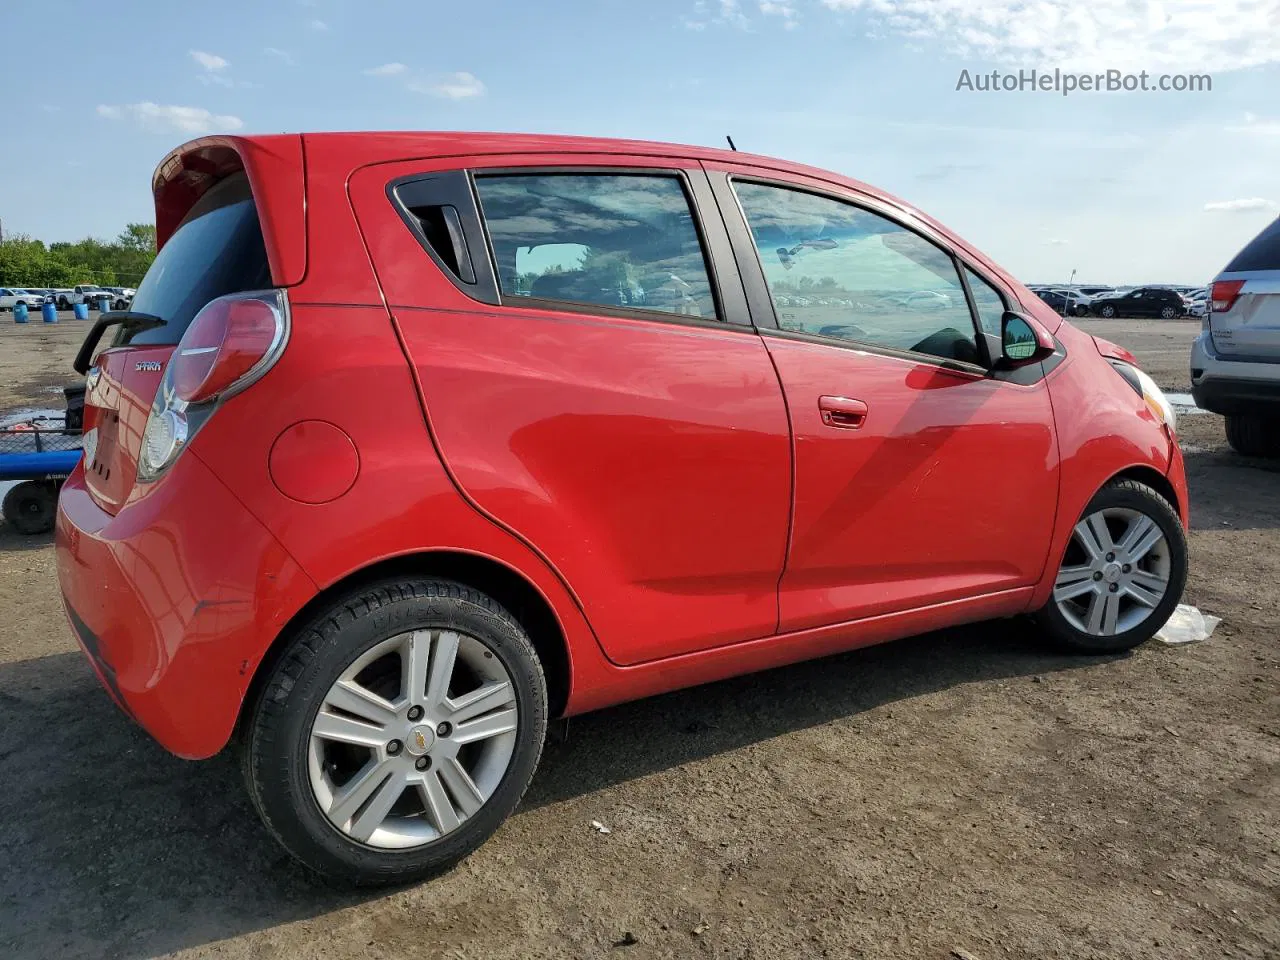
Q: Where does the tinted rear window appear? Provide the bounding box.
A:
[117,171,271,346]
[1224,216,1280,273]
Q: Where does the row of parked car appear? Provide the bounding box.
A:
[0,284,135,312]
[1029,284,1208,319]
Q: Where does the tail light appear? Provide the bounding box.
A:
[138,290,289,482]
[1210,279,1245,313]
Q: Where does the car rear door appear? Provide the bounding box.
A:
[348,154,791,666]
[1212,216,1280,360]
[703,162,1058,632]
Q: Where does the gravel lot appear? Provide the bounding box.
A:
[0,315,1276,960]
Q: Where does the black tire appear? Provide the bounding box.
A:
[114,299,127,310]
[1036,479,1187,655]
[241,578,548,886]
[57,298,69,310]
[1,481,58,535]
[1225,415,1280,458]
[1100,305,1116,318]
[1160,306,1176,319]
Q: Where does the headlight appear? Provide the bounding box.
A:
[1109,360,1176,433]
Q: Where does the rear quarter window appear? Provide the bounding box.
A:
[1224,216,1280,273]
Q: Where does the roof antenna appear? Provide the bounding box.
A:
[726,135,738,152]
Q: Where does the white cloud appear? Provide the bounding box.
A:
[264,47,297,66]
[1227,113,1280,136]
[760,0,798,27]
[684,0,750,29]
[1204,198,1277,213]
[309,18,329,30]
[96,102,244,134]
[817,0,1280,71]
[409,71,486,99]
[364,62,407,76]
[1044,237,1069,245]
[189,50,229,71]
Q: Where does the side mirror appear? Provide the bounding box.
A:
[997,311,1055,368]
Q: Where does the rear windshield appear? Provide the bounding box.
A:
[117,171,271,346]
[1223,216,1280,273]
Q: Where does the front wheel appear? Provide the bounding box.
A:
[1037,479,1187,654]
[1100,305,1116,318]
[241,578,548,886]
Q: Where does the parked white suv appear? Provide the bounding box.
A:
[1191,216,1280,456]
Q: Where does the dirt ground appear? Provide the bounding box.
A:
[0,316,1276,960]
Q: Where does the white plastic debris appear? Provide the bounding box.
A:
[1154,604,1222,645]
[590,819,611,834]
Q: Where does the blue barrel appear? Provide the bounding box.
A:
[73,302,90,320]
[13,303,29,323]
[96,295,111,312]
[41,302,58,323]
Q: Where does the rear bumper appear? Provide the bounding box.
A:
[55,453,317,759]
[1190,333,1280,415]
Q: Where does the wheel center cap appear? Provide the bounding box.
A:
[405,724,436,757]
[1102,562,1123,584]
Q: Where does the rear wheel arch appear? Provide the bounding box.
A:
[238,550,573,741]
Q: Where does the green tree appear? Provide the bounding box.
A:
[0,224,158,288]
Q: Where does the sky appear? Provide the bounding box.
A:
[1,0,1278,285]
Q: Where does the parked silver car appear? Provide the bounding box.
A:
[1191,216,1280,456]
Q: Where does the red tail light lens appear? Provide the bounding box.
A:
[1210,279,1245,313]
[138,290,288,483]
[172,294,284,403]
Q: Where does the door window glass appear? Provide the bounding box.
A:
[475,173,717,320]
[965,267,1006,336]
[733,181,979,363]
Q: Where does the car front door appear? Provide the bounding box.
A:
[349,155,792,666]
[706,165,1060,632]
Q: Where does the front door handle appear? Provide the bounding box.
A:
[818,395,868,429]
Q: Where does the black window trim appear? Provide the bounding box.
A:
[386,170,501,305]
[466,164,748,332]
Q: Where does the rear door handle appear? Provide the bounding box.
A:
[818,395,868,429]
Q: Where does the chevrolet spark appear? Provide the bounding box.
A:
[56,132,1188,885]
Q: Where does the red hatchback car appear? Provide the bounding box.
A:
[56,132,1188,885]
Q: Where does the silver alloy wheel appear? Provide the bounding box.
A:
[1053,507,1171,637]
[308,629,518,850]
[1160,306,1176,319]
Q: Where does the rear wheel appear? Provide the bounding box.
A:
[1,481,58,535]
[1037,479,1186,654]
[1225,415,1280,458]
[1160,306,1177,319]
[241,578,548,886]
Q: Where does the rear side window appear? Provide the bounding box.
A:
[1224,216,1280,272]
[473,173,718,321]
[118,172,271,346]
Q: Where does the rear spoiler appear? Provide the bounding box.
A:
[152,135,307,287]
